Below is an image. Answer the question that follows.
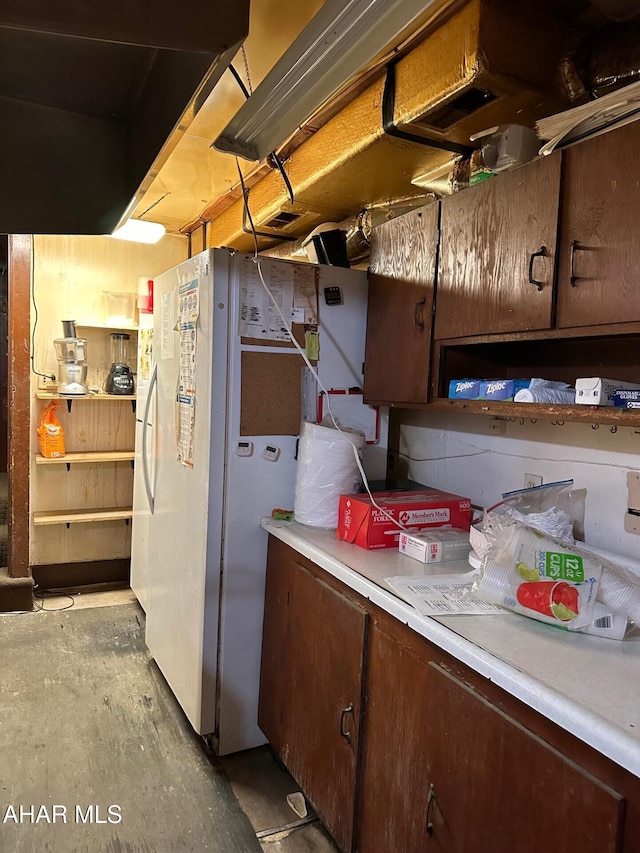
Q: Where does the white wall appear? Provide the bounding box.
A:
[394,410,640,560]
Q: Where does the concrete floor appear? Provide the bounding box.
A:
[24,588,342,853]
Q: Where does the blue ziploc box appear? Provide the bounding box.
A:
[448,379,481,399]
[479,379,531,401]
[613,389,640,407]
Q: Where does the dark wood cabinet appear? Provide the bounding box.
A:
[363,204,438,404]
[357,623,435,853]
[557,120,640,328]
[259,538,368,853]
[422,663,623,853]
[435,152,561,339]
[261,535,640,853]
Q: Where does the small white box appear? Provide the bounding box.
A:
[574,377,640,407]
[398,529,470,564]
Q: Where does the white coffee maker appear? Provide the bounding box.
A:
[54,320,89,395]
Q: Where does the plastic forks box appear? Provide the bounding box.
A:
[337,489,471,550]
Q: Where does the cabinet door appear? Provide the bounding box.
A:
[259,539,367,852]
[358,628,624,853]
[358,625,435,853]
[557,121,640,328]
[423,663,624,853]
[363,204,438,404]
[435,153,561,339]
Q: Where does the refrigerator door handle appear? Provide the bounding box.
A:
[142,363,157,515]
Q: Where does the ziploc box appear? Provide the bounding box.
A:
[337,490,471,550]
[479,379,530,401]
[448,379,481,399]
[575,377,640,406]
[399,529,471,563]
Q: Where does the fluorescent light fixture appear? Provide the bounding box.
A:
[213,0,443,162]
[109,219,166,244]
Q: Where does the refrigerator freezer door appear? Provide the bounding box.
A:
[144,249,230,736]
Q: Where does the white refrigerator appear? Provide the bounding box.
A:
[130,247,383,755]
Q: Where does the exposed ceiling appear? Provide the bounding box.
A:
[131,1,327,233]
[3,0,637,241]
[0,0,250,234]
[131,0,638,248]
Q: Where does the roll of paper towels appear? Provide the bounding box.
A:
[294,421,364,529]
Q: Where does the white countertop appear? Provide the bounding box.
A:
[262,518,640,778]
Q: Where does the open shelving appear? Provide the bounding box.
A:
[32,507,133,527]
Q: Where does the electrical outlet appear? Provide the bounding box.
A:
[39,374,57,390]
[524,473,543,489]
[488,419,506,435]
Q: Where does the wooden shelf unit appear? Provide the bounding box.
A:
[35,451,135,467]
[36,391,137,401]
[428,398,640,428]
[33,507,133,526]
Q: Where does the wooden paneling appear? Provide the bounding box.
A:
[436,153,561,339]
[557,121,640,328]
[8,235,32,579]
[364,204,439,404]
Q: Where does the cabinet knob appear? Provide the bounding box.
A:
[339,703,354,745]
[414,297,427,330]
[528,246,547,291]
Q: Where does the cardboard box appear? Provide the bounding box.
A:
[448,379,481,400]
[613,389,640,407]
[399,529,471,563]
[479,379,531,401]
[575,377,640,407]
[337,490,472,550]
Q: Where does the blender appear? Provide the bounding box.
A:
[54,320,89,395]
[105,333,135,395]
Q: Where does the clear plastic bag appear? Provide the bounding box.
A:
[486,480,576,543]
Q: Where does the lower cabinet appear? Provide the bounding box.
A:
[359,624,624,853]
[260,537,638,853]
[259,537,367,852]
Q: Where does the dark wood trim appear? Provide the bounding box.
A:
[7,235,31,579]
[32,558,130,592]
[435,320,640,348]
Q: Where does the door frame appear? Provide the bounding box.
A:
[8,235,31,579]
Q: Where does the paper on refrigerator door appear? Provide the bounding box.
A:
[175,278,199,467]
[385,573,507,616]
[238,256,294,340]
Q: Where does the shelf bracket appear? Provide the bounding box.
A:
[66,399,73,414]
[66,462,71,472]
[131,400,136,414]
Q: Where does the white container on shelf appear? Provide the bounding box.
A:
[104,291,136,327]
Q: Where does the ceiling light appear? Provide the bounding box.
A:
[109,220,166,244]
[213,0,444,162]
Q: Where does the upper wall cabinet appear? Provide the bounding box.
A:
[363,204,439,405]
[557,121,640,328]
[435,152,562,339]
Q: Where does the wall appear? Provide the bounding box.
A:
[392,410,640,561]
[30,234,187,567]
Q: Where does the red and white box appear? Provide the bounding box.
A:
[337,489,471,550]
